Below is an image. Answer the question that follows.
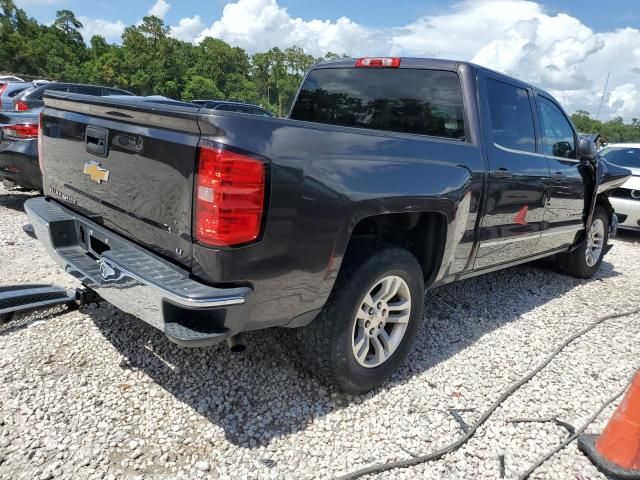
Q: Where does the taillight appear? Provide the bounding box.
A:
[355,57,401,68]
[15,100,29,111]
[0,83,6,110]
[194,140,266,247]
[38,112,44,174]
[3,124,38,139]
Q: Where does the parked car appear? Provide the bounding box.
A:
[190,99,274,117]
[0,82,31,111]
[26,57,630,393]
[14,83,133,111]
[0,76,24,82]
[0,109,41,190]
[600,143,640,231]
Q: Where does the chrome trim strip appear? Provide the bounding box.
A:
[98,256,245,308]
[480,225,583,248]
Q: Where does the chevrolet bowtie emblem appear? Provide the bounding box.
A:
[83,161,110,184]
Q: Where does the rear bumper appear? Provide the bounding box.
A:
[611,197,640,231]
[24,197,253,347]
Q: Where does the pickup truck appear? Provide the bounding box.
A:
[25,57,630,393]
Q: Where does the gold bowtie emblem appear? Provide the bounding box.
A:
[83,161,110,184]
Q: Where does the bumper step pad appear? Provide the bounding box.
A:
[0,284,76,320]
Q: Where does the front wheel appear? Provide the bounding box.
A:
[296,244,424,394]
[556,206,609,278]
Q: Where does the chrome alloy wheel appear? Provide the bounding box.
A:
[351,275,412,368]
[585,218,605,267]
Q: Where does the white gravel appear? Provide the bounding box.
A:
[1,183,639,480]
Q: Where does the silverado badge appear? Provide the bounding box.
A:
[83,161,110,184]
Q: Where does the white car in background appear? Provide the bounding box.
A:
[600,143,640,231]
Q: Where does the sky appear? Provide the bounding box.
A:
[13,0,640,120]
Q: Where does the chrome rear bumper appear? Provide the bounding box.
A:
[24,197,252,346]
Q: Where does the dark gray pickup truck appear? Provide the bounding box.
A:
[25,57,630,393]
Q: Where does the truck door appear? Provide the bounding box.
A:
[533,93,587,252]
[474,73,550,269]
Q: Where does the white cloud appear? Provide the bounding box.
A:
[79,16,126,43]
[77,0,640,119]
[608,84,640,119]
[148,0,171,20]
[185,0,640,120]
[170,15,205,42]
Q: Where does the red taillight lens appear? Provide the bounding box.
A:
[38,112,44,174]
[3,124,38,139]
[15,100,29,111]
[355,57,401,68]
[194,141,266,247]
[0,83,6,110]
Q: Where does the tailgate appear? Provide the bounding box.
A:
[41,93,201,267]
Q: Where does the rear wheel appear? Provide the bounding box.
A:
[556,206,609,278]
[297,244,424,394]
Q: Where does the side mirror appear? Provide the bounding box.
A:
[578,136,597,161]
[552,141,573,158]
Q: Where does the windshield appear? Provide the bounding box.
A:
[600,147,640,169]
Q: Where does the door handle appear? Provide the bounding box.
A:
[551,171,564,177]
[493,168,513,179]
[85,126,109,157]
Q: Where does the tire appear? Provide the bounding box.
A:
[296,244,425,394]
[556,206,609,279]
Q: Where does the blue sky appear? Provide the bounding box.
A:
[13,0,640,120]
[16,0,639,34]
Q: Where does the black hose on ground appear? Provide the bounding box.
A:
[518,380,630,480]
[337,307,640,480]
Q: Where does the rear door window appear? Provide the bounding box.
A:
[8,88,26,98]
[486,79,536,154]
[68,85,102,95]
[230,105,252,114]
[290,68,466,139]
[251,107,272,117]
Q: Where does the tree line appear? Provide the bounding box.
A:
[0,0,347,116]
[570,111,640,143]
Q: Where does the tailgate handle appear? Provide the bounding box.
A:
[85,126,109,157]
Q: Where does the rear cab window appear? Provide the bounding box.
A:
[290,67,466,140]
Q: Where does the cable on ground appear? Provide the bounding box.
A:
[336,307,640,480]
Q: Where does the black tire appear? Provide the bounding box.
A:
[296,243,425,394]
[556,206,609,279]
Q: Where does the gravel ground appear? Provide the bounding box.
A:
[1,183,639,480]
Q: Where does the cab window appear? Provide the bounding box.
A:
[486,79,536,154]
[537,96,576,159]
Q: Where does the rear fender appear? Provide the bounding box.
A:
[311,158,475,289]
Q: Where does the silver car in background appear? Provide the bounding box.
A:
[0,82,31,111]
[601,143,640,231]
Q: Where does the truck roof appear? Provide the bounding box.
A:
[313,56,556,108]
[314,57,461,71]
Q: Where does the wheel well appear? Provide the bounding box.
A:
[347,212,446,287]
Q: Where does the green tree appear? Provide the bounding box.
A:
[53,9,84,45]
[182,75,223,101]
